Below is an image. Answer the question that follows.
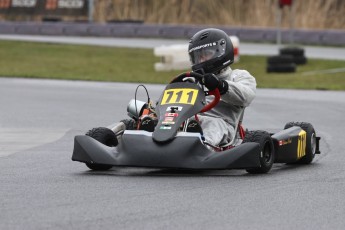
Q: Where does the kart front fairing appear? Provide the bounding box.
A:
[72,131,261,169]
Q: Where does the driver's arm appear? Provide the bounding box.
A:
[221,69,256,107]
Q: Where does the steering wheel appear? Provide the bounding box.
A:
[170,72,220,113]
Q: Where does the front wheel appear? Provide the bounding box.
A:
[243,130,275,174]
[84,127,118,170]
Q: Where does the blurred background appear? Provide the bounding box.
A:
[93,0,344,30]
[0,0,343,30]
[0,0,344,89]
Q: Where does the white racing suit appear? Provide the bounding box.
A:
[198,67,256,146]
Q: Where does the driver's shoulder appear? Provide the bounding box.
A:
[230,69,255,81]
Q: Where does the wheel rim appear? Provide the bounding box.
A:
[310,133,316,155]
[263,142,272,164]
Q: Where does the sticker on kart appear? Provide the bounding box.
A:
[297,130,307,159]
[160,88,199,105]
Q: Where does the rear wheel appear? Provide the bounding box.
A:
[284,122,316,164]
[85,127,118,170]
[244,131,275,174]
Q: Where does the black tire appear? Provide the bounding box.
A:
[266,63,296,73]
[267,55,294,65]
[120,119,137,130]
[293,56,307,65]
[284,122,316,164]
[279,47,305,57]
[85,162,113,171]
[243,130,275,174]
[85,127,118,170]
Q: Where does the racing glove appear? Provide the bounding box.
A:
[202,73,229,95]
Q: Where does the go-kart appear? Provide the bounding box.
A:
[72,72,321,174]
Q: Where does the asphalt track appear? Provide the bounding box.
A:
[1,77,344,230]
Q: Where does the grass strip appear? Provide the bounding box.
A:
[0,40,344,90]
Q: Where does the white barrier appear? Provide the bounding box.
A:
[154,36,240,71]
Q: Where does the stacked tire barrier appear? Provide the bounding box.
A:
[266,47,307,73]
[280,47,307,65]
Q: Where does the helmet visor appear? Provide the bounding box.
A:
[189,39,226,65]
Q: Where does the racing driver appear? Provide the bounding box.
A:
[187,28,257,147]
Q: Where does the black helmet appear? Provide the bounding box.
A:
[188,28,234,74]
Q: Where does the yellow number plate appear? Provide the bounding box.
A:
[161,89,198,105]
